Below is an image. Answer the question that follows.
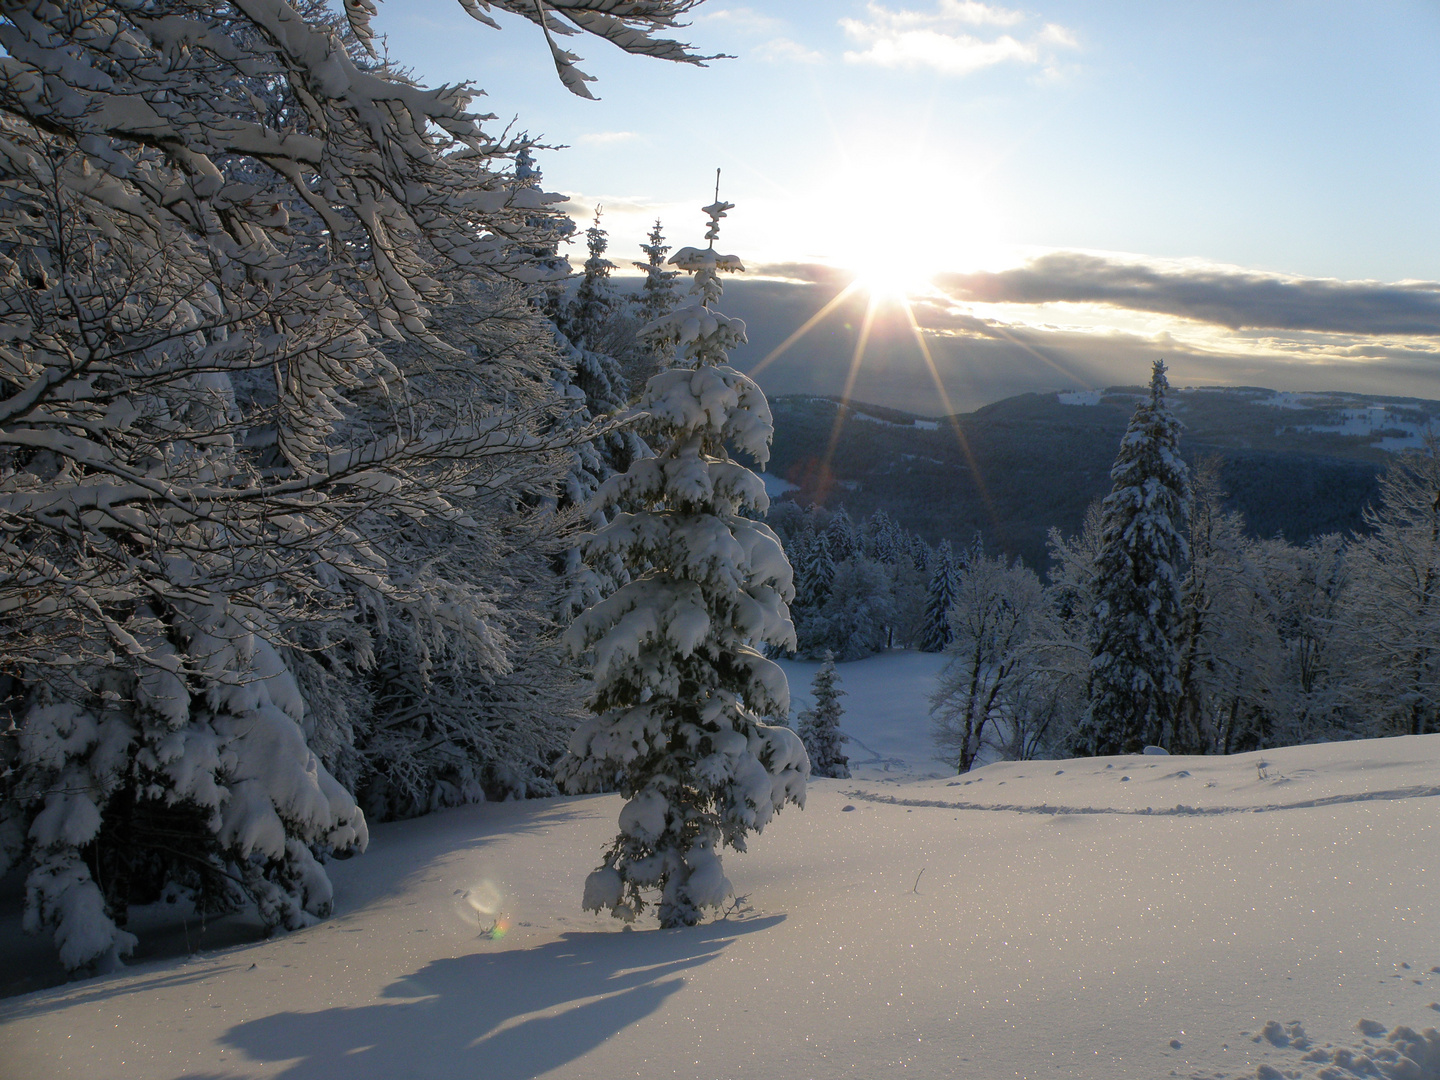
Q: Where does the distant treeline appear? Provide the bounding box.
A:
[766,392,1383,570]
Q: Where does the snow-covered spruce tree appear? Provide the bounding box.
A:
[562,208,620,349]
[555,208,647,476]
[921,541,960,652]
[1076,361,1192,756]
[629,219,680,381]
[635,220,681,327]
[797,652,849,779]
[791,529,835,656]
[0,0,712,971]
[863,508,903,564]
[558,192,808,928]
[825,507,859,562]
[799,531,837,607]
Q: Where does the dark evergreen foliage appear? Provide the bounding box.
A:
[1077,362,1192,755]
[921,541,959,653]
[798,653,850,779]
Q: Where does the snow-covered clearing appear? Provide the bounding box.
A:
[5,651,1440,1080]
[760,472,799,498]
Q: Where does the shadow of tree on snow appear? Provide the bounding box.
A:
[210,915,784,1080]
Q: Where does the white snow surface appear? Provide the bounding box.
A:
[759,471,798,498]
[6,651,1440,1080]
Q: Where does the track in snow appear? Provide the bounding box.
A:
[844,783,1440,817]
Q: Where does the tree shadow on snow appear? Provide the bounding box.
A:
[209,914,784,1080]
[330,799,597,915]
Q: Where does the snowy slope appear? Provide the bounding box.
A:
[5,653,1440,1080]
[779,650,952,781]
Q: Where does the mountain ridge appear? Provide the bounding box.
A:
[763,385,1434,569]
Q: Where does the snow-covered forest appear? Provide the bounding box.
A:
[6,5,1440,1077]
[0,0,794,972]
[775,364,1440,776]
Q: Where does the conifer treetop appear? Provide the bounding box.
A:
[644,178,750,366]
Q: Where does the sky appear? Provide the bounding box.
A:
[370,0,1440,413]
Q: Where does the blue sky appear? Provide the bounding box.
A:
[372,1,1440,410]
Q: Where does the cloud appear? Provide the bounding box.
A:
[709,274,1440,418]
[841,1,1077,76]
[750,261,857,285]
[861,1,1028,30]
[935,253,1440,336]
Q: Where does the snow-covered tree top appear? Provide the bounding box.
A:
[644,188,748,358]
[701,199,734,244]
[670,248,746,274]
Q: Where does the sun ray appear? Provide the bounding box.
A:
[748,278,864,379]
[980,318,1093,387]
[899,299,1001,533]
[818,292,881,493]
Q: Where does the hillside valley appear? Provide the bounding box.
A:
[764,386,1439,569]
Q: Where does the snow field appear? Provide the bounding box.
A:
[4,653,1440,1080]
[779,650,951,781]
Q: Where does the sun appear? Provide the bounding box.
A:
[842,229,946,301]
[851,259,937,301]
[807,160,1005,301]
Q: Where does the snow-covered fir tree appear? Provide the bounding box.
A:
[800,531,837,606]
[0,0,712,972]
[826,508,860,562]
[563,208,620,349]
[556,208,647,477]
[921,541,961,652]
[627,219,681,384]
[635,220,681,328]
[557,189,808,928]
[797,653,849,779]
[1076,361,1192,756]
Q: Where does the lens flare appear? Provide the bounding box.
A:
[454,881,514,939]
[454,880,505,927]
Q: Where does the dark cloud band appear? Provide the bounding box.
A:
[936,253,1440,336]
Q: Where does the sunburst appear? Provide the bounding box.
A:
[748,268,999,530]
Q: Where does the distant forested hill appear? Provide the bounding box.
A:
[764,387,1437,570]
